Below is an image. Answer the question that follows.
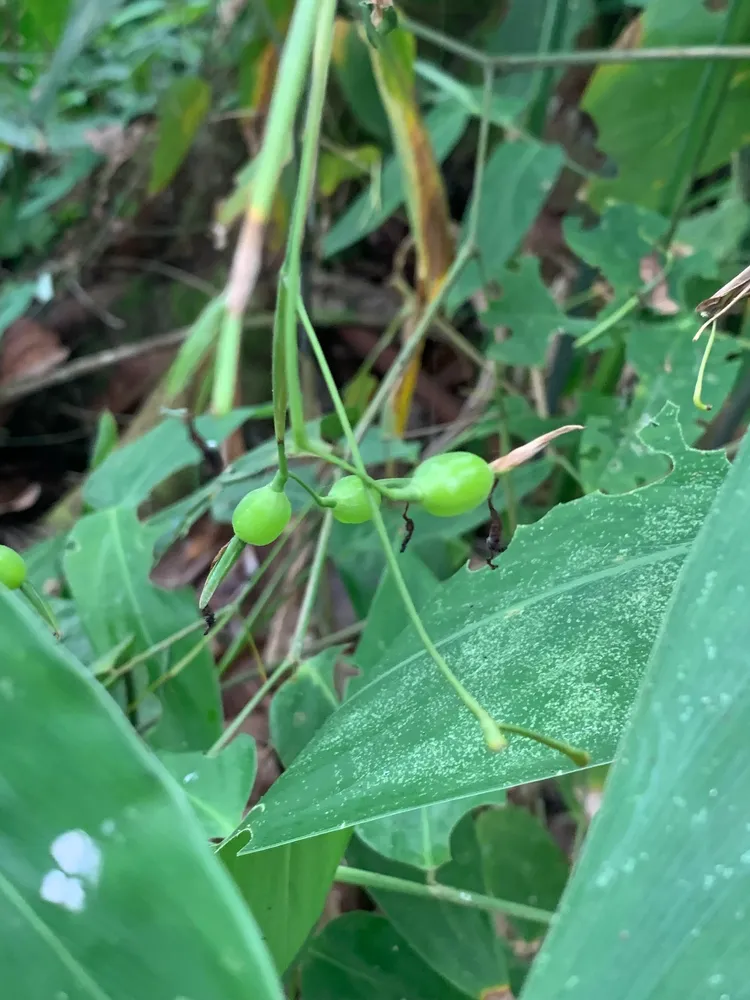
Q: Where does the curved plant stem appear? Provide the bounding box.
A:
[287,471,337,508]
[335,866,555,925]
[300,298,591,764]
[402,15,750,72]
[297,298,506,751]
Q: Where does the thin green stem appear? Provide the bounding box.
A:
[287,471,337,508]
[216,547,302,676]
[335,866,555,925]
[298,298,506,750]
[527,0,568,137]
[280,0,337,448]
[222,620,364,691]
[466,66,494,246]
[289,511,334,662]
[662,0,748,243]
[208,660,292,756]
[248,0,321,222]
[402,15,750,72]
[574,294,639,351]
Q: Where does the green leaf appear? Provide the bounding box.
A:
[563,202,668,295]
[64,507,221,751]
[33,0,128,119]
[521,379,750,1000]
[349,820,510,996]
[84,408,261,510]
[23,0,73,46]
[270,648,341,767]
[446,138,565,312]
[475,806,569,940]
[332,18,390,140]
[231,405,729,850]
[148,76,212,195]
[89,410,119,471]
[584,0,750,210]
[0,588,284,1000]
[580,317,740,493]
[357,789,505,873]
[677,193,750,266]
[0,281,36,339]
[483,256,595,366]
[219,829,351,975]
[158,735,256,840]
[301,912,469,1000]
[322,101,469,258]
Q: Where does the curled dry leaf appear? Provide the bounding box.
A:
[489,425,584,474]
[0,318,69,387]
[0,480,41,515]
[694,262,750,341]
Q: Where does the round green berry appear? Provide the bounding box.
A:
[411,451,494,517]
[327,476,381,524]
[232,485,291,545]
[0,545,27,590]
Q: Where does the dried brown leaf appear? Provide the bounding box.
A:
[490,425,583,474]
[0,319,69,386]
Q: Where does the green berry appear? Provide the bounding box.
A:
[232,485,291,545]
[0,545,27,590]
[412,451,494,517]
[328,476,380,524]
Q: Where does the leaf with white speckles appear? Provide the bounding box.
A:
[521,389,750,1000]
[233,404,729,852]
[0,588,283,1000]
[580,317,740,493]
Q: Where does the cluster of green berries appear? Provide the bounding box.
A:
[231,452,494,546]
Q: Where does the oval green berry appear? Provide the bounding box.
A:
[232,485,292,545]
[327,476,381,524]
[412,451,494,517]
[0,545,27,590]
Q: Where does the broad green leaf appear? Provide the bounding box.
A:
[219,828,350,975]
[148,75,212,195]
[357,789,505,873]
[84,408,263,510]
[323,101,468,258]
[89,410,119,471]
[332,18,390,140]
[349,821,510,997]
[580,317,740,493]
[564,202,668,295]
[64,507,221,751]
[483,256,594,366]
[476,806,569,940]
[447,138,565,312]
[301,912,469,1000]
[584,0,750,209]
[158,735,256,839]
[269,648,341,767]
[521,387,750,1000]
[677,193,750,266]
[0,589,284,1000]
[232,406,729,850]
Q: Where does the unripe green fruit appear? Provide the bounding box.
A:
[232,485,291,545]
[412,451,494,517]
[328,476,380,524]
[0,545,27,589]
